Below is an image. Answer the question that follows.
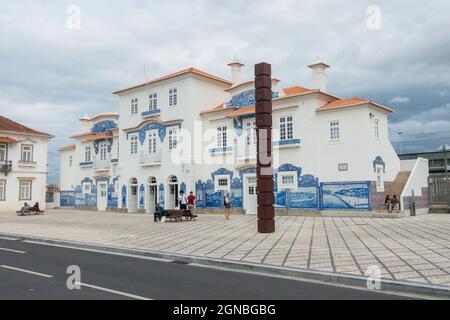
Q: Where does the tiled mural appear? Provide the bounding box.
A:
[320,182,371,210]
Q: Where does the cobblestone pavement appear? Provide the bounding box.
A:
[1,210,450,287]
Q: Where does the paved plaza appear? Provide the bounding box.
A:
[1,210,450,287]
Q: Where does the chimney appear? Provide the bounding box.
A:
[227,58,244,84]
[79,114,91,132]
[308,60,330,92]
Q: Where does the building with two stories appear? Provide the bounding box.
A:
[0,115,52,212]
[59,60,429,215]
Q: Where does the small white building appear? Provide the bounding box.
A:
[0,115,53,213]
[58,60,429,215]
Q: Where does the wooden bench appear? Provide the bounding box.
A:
[165,210,197,222]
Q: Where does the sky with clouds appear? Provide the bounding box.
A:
[1,0,449,183]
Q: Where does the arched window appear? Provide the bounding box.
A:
[168,175,178,184]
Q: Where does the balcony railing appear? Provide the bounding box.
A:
[140,150,162,166]
[236,144,257,161]
[0,160,12,174]
[93,157,111,171]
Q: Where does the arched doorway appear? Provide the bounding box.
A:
[128,178,138,213]
[146,177,158,214]
[167,175,179,210]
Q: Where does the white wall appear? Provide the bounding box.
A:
[0,133,50,212]
[400,157,429,210]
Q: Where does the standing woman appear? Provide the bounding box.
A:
[224,193,231,220]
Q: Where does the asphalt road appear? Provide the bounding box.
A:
[0,238,413,300]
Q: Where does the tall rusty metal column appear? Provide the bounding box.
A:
[255,63,275,234]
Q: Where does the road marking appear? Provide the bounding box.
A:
[0,236,20,241]
[0,265,53,278]
[0,247,26,254]
[23,240,172,262]
[76,282,152,300]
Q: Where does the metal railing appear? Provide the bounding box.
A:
[0,160,12,174]
[140,150,162,165]
[93,157,111,171]
[429,174,450,205]
[236,145,257,161]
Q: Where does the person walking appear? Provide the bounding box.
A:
[187,191,196,213]
[224,193,231,220]
[179,190,188,210]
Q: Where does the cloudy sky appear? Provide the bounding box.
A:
[1,0,450,183]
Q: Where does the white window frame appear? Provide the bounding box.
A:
[99,142,108,161]
[245,120,256,145]
[130,135,138,155]
[19,180,32,201]
[278,172,297,191]
[329,120,341,141]
[280,116,293,141]
[21,144,33,163]
[374,118,380,140]
[0,180,6,201]
[0,144,6,161]
[149,93,158,110]
[169,88,178,107]
[85,146,92,162]
[148,131,158,154]
[168,128,178,150]
[82,182,92,195]
[215,175,230,192]
[131,98,139,115]
[217,126,228,148]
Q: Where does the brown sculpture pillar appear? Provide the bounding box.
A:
[255,62,275,234]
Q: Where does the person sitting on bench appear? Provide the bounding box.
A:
[16,202,31,215]
[31,202,44,214]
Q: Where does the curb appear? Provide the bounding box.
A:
[1,232,450,299]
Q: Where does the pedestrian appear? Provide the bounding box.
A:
[187,191,196,212]
[392,195,400,213]
[224,193,231,220]
[384,195,392,212]
[154,203,162,222]
[179,190,188,210]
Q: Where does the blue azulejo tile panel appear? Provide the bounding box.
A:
[274,139,301,146]
[209,147,233,154]
[121,185,127,208]
[60,191,75,207]
[289,187,319,209]
[275,190,286,207]
[91,120,117,134]
[141,109,161,117]
[321,182,371,210]
[159,184,165,207]
[205,191,223,208]
[139,184,145,208]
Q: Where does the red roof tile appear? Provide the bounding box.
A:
[283,86,313,96]
[58,144,76,152]
[0,136,19,143]
[317,98,393,113]
[0,115,52,137]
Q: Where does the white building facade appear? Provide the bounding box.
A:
[58,61,429,214]
[0,116,52,213]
